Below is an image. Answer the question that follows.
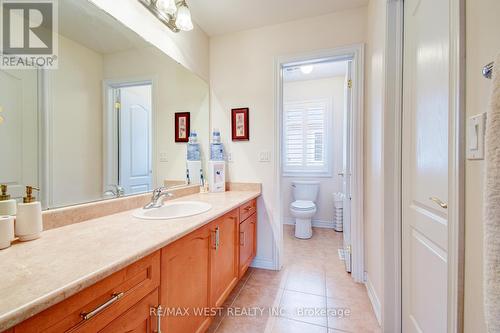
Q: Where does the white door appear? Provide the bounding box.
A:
[341,60,353,272]
[402,0,450,332]
[0,69,38,199]
[117,84,152,195]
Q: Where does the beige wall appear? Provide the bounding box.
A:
[50,34,104,207]
[88,0,209,81]
[282,76,345,224]
[210,8,367,267]
[103,47,210,186]
[464,0,500,331]
[364,0,386,317]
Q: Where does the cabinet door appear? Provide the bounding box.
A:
[239,213,256,278]
[160,225,212,333]
[99,289,159,333]
[210,209,239,307]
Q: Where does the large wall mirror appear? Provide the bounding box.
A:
[0,0,209,209]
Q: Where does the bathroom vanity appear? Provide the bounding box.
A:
[0,192,259,333]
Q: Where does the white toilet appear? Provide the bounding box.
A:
[290,181,320,239]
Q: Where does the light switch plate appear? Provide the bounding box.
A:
[467,112,486,160]
[258,151,271,162]
[159,152,168,162]
[226,152,233,163]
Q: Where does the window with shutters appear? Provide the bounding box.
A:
[282,99,332,176]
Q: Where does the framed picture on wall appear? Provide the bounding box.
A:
[231,108,249,141]
[174,112,190,142]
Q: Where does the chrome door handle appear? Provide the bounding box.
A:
[429,197,448,209]
[81,292,124,321]
[240,231,245,246]
[215,226,220,250]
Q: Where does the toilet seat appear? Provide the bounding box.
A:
[290,200,316,211]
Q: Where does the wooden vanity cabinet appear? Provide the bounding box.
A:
[8,198,259,333]
[160,224,212,333]
[13,251,160,333]
[209,209,240,307]
[239,211,257,278]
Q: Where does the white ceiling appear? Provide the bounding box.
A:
[59,0,150,54]
[283,60,348,82]
[188,0,369,36]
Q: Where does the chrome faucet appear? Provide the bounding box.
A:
[104,184,125,198]
[143,187,174,209]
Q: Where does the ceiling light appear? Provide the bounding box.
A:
[175,1,194,31]
[300,65,314,74]
[156,0,177,15]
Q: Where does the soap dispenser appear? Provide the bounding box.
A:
[0,184,17,216]
[15,186,43,241]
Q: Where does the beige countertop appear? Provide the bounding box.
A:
[0,190,260,331]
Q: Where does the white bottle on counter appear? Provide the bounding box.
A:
[0,184,17,216]
[15,186,43,241]
[0,216,14,249]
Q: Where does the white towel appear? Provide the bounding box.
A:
[484,53,500,333]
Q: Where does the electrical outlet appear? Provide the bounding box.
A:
[159,152,168,162]
[258,151,271,162]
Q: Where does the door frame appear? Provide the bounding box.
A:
[273,44,365,282]
[102,76,157,195]
[383,0,465,331]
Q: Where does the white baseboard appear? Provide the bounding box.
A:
[250,257,276,270]
[364,272,382,325]
[284,217,336,229]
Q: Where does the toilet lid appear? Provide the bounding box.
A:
[291,200,316,210]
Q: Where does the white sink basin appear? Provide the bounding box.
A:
[133,201,212,220]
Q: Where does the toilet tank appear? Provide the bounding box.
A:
[292,181,320,202]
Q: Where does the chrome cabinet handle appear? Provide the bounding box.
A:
[240,231,245,246]
[81,292,124,321]
[155,305,162,333]
[429,197,448,209]
[215,226,220,250]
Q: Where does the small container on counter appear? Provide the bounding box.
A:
[0,184,17,216]
[0,215,15,249]
[15,186,43,241]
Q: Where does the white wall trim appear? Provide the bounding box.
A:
[274,44,364,281]
[447,0,466,331]
[365,273,382,326]
[283,217,337,229]
[250,257,276,270]
[382,0,403,331]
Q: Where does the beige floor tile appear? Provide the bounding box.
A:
[284,266,326,296]
[280,290,328,327]
[271,317,328,333]
[326,297,380,332]
[214,226,381,333]
[246,267,289,290]
[231,284,283,309]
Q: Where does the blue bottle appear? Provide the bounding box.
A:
[210,129,225,161]
[187,132,201,161]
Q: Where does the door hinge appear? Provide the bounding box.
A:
[347,79,353,89]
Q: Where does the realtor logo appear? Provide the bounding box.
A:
[1,0,58,69]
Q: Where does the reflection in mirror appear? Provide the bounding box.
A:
[0,0,209,209]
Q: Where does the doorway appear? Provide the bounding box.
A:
[103,80,153,196]
[274,44,364,282]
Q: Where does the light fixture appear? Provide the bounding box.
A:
[156,0,177,16]
[175,1,194,31]
[138,0,194,33]
[300,65,314,74]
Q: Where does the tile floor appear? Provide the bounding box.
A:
[208,225,381,333]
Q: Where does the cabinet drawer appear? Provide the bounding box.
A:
[99,289,159,333]
[15,251,160,333]
[239,199,257,222]
[239,213,256,278]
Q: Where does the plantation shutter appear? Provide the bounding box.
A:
[283,100,329,174]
